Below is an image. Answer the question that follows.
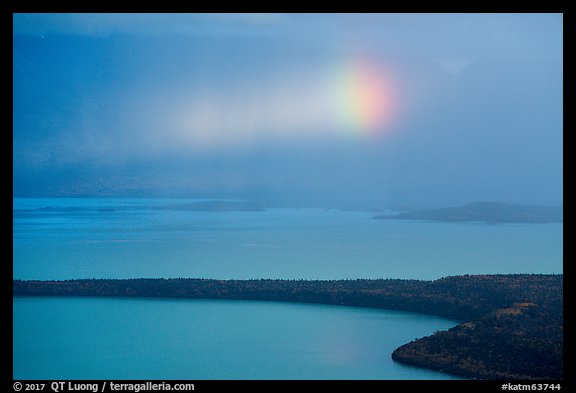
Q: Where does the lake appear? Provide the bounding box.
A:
[12,197,563,379]
[13,296,460,380]
[12,198,563,280]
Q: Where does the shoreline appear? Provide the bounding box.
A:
[13,274,563,380]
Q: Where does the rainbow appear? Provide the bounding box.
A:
[174,57,398,147]
[331,59,396,136]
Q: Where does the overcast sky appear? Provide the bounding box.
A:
[13,13,563,208]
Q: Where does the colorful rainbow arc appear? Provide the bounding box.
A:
[332,59,396,136]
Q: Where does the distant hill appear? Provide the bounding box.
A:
[375,202,563,224]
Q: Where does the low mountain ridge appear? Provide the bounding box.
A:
[375,202,563,223]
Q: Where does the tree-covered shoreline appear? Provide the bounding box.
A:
[13,274,562,380]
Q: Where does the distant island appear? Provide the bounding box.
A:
[374,202,563,224]
[13,274,562,380]
[157,200,266,212]
[14,200,267,215]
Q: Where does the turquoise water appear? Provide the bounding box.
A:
[13,198,563,280]
[12,198,563,379]
[13,296,461,380]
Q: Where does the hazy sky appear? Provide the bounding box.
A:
[13,13,563,208]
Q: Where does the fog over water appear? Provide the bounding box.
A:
[13,13,562,209]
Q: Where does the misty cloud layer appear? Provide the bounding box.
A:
[13,13,562,208]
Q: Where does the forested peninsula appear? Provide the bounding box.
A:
[13,274,562,380]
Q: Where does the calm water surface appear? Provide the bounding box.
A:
[13,198,563,280]
[13,296,461,380]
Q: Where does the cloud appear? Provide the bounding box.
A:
[13,13,563,206]
[13,13,287,37]
[152,59,400,151]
